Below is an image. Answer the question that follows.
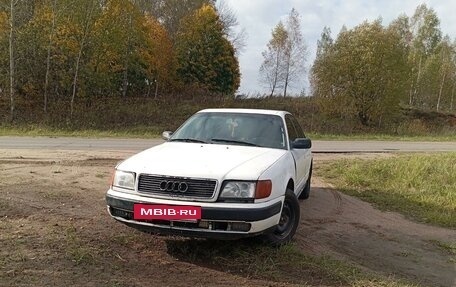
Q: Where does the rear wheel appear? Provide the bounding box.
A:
[263,189,300,246]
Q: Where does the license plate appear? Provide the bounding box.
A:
[133,204,202,221]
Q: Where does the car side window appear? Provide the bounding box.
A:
[291,116,306,138]
[285,115,298,142]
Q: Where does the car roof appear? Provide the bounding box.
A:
[198,108,288,117]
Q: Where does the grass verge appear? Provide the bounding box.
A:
[309,133,456,142]
[0,125,161,138]
[317,153,456,228]
[1,125,455,141]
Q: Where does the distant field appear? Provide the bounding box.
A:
[318,153,456,228]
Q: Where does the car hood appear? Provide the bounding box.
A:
[117,142,287,180]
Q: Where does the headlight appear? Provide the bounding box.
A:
[220,181,256,199]
[219,180,272,201]
[112,170,136,190]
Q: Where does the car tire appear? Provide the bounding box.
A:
[263,189,300,246]
[298,162,312,200]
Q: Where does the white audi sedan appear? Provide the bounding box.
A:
[106,108,312,245]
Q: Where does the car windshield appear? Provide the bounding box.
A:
[170,112,286,150]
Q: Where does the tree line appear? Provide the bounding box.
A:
[0,1,455,129]
[0,0,241,121]
[310,4,456,126]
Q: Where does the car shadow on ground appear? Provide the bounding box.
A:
[164,237,349,286]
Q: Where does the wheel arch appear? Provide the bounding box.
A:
[286,178,294,191]
[257,152,296,202]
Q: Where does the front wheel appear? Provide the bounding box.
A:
[263,189,300,246]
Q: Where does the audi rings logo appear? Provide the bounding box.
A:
[159,180,189,193]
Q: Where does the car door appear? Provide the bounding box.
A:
[285,114,311,191]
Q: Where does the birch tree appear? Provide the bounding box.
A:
[43,0,57,113]
[259,21,287,96]
[8,0,15,121]
[409,4,441,107]
[69,0,97,117]
[282,8,306,97]
[425,37,456,112]
[259,8,307,97]
[216,0,246,54]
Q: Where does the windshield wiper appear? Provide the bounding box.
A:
[169,138,208,144]
[211,138,259,147]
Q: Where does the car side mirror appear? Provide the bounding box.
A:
[292,138,311,149]
[162,131,173,141]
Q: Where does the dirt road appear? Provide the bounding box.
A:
[0,144,455,286]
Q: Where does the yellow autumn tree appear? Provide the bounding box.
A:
[89,0,174,98]
[89,0,140,97]
[175,4,240,95]
[0,12,6,33]
[140,15,175,97]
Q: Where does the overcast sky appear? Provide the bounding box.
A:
[224,0,456,96]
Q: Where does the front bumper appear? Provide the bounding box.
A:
[106,189,283,239]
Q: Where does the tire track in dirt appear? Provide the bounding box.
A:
[329,189,343,216]
[295,180,344,254]
[295,176,456,287]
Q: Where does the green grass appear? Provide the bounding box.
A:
[1,125,455,141]
[166,239,417,286]
[0,125,161,138]
[308,132,456,142]
[430,240,456,256]
[429,240,456,263]
[318,153,456,228]
[64,225,97,265]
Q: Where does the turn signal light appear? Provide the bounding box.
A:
[255,180,272,199]
[109,169,115,187]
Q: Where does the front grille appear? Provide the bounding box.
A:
[137,174,217,199]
